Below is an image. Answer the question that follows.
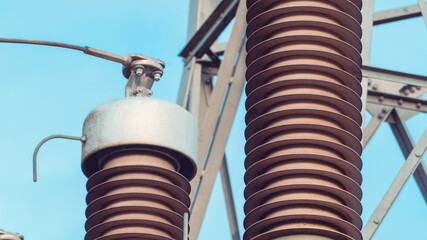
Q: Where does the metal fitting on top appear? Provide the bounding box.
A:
[81,97,198,179]
[122,53,165,97]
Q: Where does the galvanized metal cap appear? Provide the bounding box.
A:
[81,97,198,180]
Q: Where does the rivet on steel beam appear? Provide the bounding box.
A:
[416,102,422,109]
[229,77,234,85]
[379,96,384,102]
[372,84,378,90]
[403,89,409,96]
[398,99,403,105]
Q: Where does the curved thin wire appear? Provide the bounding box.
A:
[0,38,85,51]
[0,38,127,64]
[33,134,86,182]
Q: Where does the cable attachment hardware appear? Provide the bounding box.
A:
[123,53,165,97]
[0,229,24,240]
[32,134,86,182]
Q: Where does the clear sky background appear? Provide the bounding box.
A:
[0,0,426,239]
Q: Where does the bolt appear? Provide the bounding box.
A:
[415,153,421,158]
[415,86,422,90]
[403,89,409,96]
[398,99,403,105]
[372,84,378,90]
[409,87,416,93]
[416,102,422,109]
[378,115,383,120]
[153,72,162,81]
[147,89,153,96]
[379,96,384,102]
[136,68,144,76]
[374,219,380,224]
[381,108,387,114]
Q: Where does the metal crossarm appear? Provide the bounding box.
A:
[389,110,427,202]
[179,0,239,62]
[362,127,427,239]
[374,4,422,25]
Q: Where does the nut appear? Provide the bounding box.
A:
[135,67,144,76]
[153,72,162,81]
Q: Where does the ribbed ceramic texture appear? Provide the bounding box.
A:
[83,147,191,240]
[244,0,363,239]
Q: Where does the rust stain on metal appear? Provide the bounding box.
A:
[244,0,363,239]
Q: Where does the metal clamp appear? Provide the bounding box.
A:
[33,134,86,182]
[123,54,166,97]
[0,230,23,240]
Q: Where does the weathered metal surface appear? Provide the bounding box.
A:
[81,97,198,180]
[243,0,363,239]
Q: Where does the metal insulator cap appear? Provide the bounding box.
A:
[81,97,198,180]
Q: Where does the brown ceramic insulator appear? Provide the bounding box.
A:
[244,0,363,239]
[83,148,191,240]
[247,0,362,23]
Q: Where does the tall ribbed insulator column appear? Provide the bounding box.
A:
[81,97,197,240]
[244,0,363,240]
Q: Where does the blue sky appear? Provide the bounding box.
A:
[0,0,426,239]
